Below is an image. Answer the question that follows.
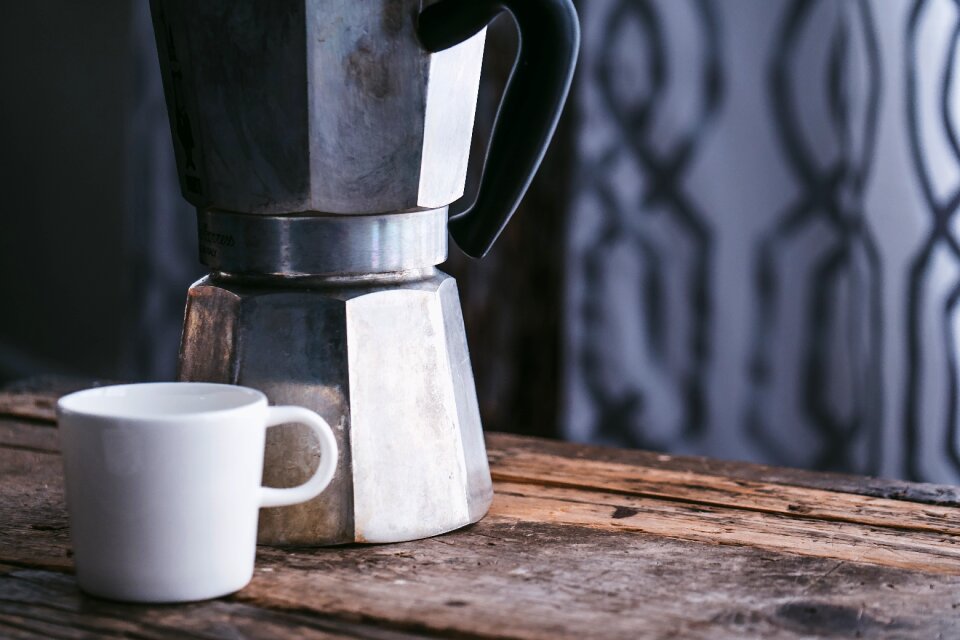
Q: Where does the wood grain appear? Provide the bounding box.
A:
[2,391,960,638]
[244,522,960,640]
[488,432,960,507]
[0,447,71,572]
[0,568,423,640]
[490,445,960,536]
[0,376,99,423]
[0,393,58,425]
[0,419,58,455]
[491,483,960,575]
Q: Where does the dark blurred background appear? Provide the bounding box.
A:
[3,0,960,484]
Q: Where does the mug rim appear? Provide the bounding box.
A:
[57,382,267,422]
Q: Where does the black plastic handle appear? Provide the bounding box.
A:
[418,0,580,258]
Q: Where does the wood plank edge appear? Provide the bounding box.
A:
[490,470,960,538]
[489,486,960,576]
[487,433,960,507]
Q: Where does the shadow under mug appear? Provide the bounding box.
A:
[57,382,338,603]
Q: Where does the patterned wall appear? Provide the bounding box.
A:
[902,0,960,481]
[566,0,960,483]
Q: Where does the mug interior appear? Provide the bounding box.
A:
[58,383,264,420]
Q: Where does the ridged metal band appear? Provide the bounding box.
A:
[196,208,449,276]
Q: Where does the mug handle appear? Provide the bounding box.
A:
[259,406,339,508]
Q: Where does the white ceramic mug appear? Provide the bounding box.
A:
[57,382,338,603]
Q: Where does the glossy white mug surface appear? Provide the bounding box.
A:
[57,382,338,603]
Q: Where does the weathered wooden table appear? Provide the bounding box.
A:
[2,383,960,639]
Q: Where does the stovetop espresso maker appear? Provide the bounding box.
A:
[150,0,578,545]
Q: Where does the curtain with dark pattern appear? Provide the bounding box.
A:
[903,0,960,481]
[565,0,960,483]
[124,0,960,483]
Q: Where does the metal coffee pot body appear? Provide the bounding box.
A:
[151,0,578,544]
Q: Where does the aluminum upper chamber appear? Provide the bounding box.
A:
[152,0,484,216]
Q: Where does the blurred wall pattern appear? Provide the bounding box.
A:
[565,0,960,484]
[3,0,960,483]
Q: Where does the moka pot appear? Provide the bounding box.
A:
[150,0,579,544]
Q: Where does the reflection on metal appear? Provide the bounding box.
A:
[179,271,493,545]
[151,0,484,215]
[196,208,449,276]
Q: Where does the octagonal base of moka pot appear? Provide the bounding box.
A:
[178,267,493,546]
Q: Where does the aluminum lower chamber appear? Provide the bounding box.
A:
[178,269,493,545]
